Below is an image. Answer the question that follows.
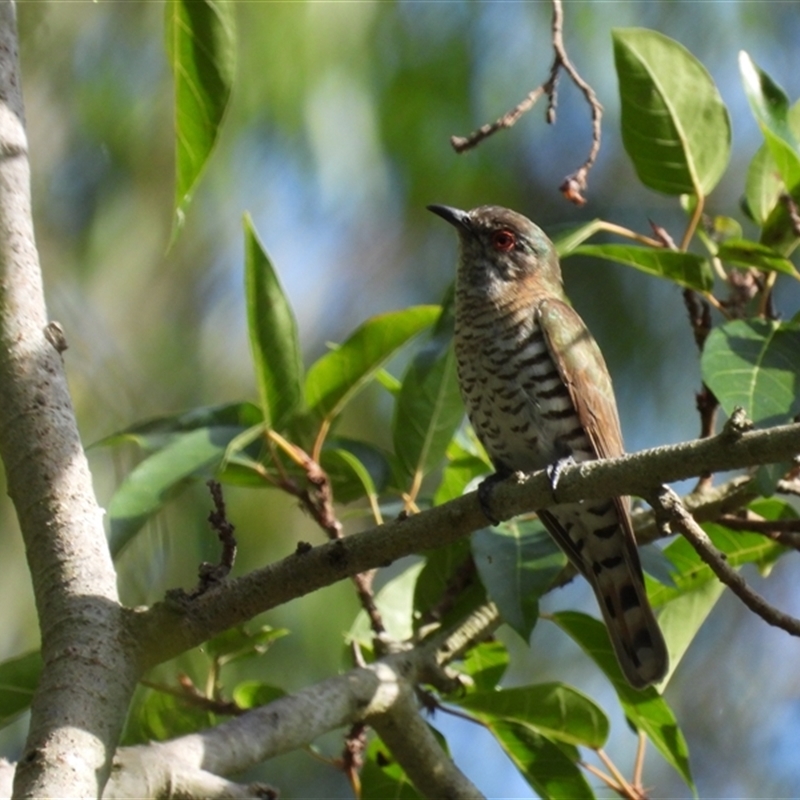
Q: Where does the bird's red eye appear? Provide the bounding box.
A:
[492,230,516,252]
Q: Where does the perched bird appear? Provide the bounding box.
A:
[429,203,668,689]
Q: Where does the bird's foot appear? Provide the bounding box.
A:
[546,455,577,501]
[477,472,507,526]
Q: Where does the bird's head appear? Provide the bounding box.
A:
[428,204,563,298]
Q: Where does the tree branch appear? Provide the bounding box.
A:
[0,5,136,797]
[134,421,800,669]
[651,486,800,636]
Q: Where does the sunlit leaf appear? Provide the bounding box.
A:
[362,737,424,800]
[701,319,800,426]
[551,612,694,792]
[165,0,236,228]
[457,683,608,748]
[570,244,713,291]
[613,28,730,196]
[475,721,595,800]
[232,681,286,710]
[244,215,305,429]
[305,306,440,425]
[472,519,565,640]
[461,640,509,693]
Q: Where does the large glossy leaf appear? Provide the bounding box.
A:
[739,53,800,195]
[244,215,305,430]
[165,0,235,227]
[108,426,245,556]
[305,306,440,424]
[0,650,42,729]
[472,520,565,640]
[613,28,730,196]
[701,319,800,426]
[461,640,509,694]
[485,721,595,800]
[570,244,713,291]
[457,683,608,748]
[551,612,694,793]
[393,296,463,486]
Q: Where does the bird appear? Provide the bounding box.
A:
[428,203,668,689]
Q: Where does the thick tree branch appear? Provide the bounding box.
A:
[102,616,494,800]
[134,422,800,669]
[0,5,136,798]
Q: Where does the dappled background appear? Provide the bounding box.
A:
[2,1,800,796]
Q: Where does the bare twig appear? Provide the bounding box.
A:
[451,0,602,204]
[652,486,800,637]
[140,677,244,717]
[716,513,800,550]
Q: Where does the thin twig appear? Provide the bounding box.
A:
[451,0,602,205]
[716,514,800,550]
[652,486,800,637]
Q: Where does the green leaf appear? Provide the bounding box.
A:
[204,624,289,664]
[244,215,305,430]
[551,611,694,792]
[479,721,595,800]
[472,520,565,640]
[165,0,235,229]
[393,296,463,485]
[349,562,424,648]
[321,441,392,504]
[92,401,263,451]
[131,687,215,742]
[0,650,42,728]
[457,683,608,748]
[413,538,487,634]
[461,640,509,693]
[701,319,800,426]
[613,28,730,196]
[362,737,424,800]
[739,53,800,194]
[570,244,713,291]
[552,219,605,257]
[305,305,440,424]
[109,426,245,556]
[716,239,800,278]
[648,521,787,608]
[232,681,286,710]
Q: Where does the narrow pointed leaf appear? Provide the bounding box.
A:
[739,52,800,194]
[92,401,262,451]
[305,306,439,424]
[457,683,608,748]
[701,319,800,426]
[109,426,245,556]
[0,650,42,728]
[472,520,565,640]
[613,28,730,196]
[551,611,694,792]
[244,215,305,429]
[716,239,800,278]
[461,641,510,693]
[571,244,713,291]
[393,297,463,483]
[165,0,235,228]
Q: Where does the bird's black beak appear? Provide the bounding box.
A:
[427,204,472,233]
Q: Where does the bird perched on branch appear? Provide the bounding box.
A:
[429,203,668,689]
